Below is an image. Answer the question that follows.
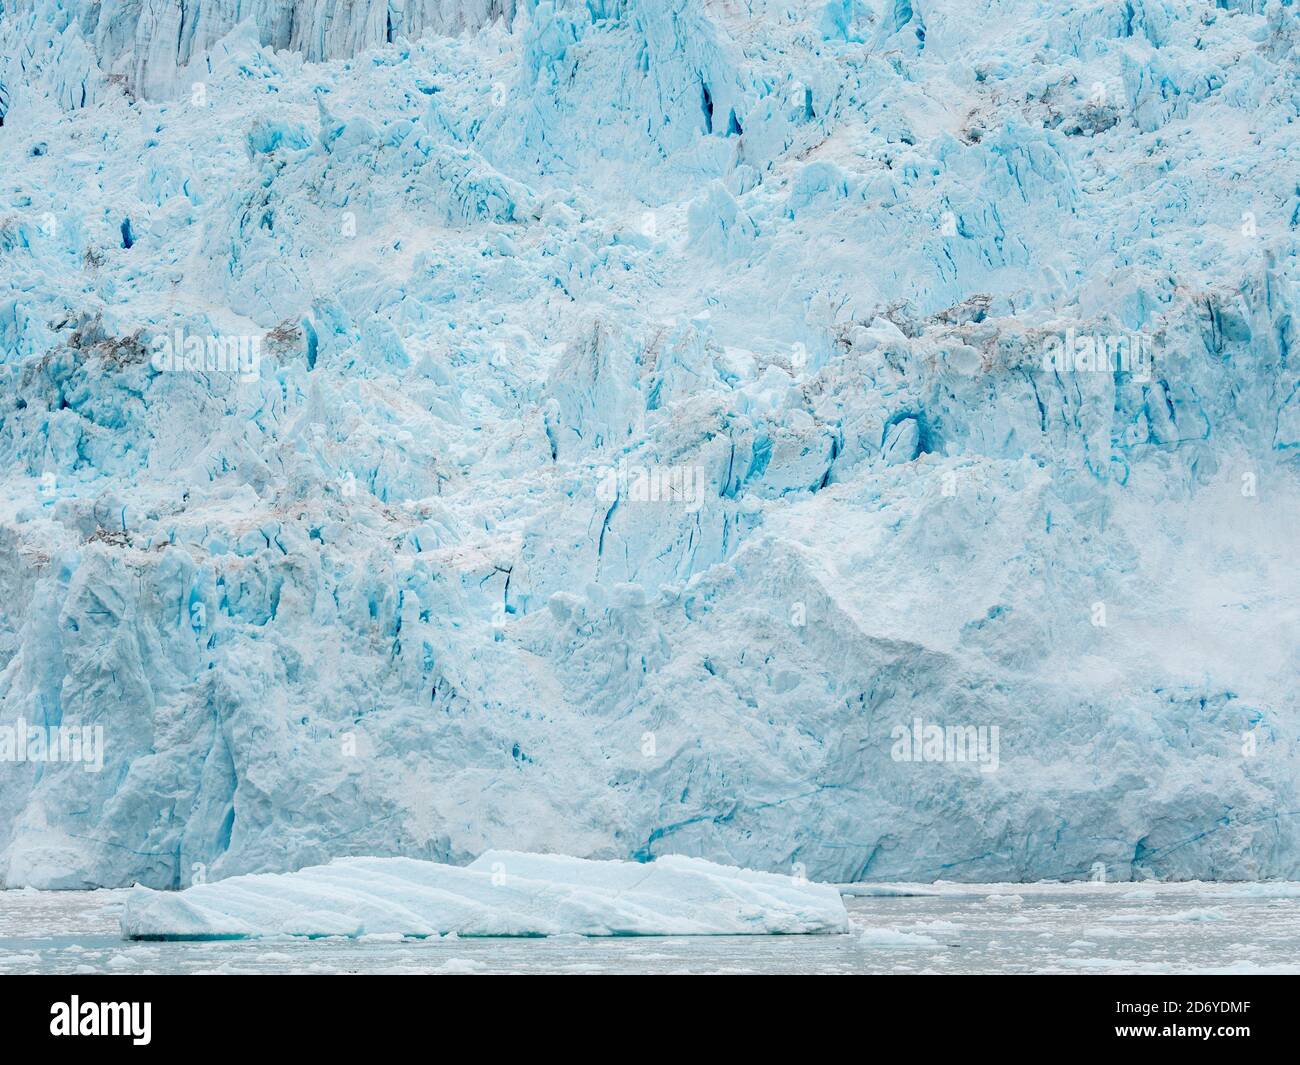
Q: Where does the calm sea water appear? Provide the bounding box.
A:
[2,882,1297,974]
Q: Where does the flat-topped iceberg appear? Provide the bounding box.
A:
[119,851,849,940]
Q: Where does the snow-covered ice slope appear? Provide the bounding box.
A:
[119,849,850,937]
[0,1,1297,888]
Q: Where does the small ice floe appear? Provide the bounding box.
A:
[982,893,1024,906]
[902,920,960,932]
[0,952,41,968]
[431,959,488,974]
[858,927,943,948]
[1103,907,1228,924]
[1058,957,1140,970]
[1215,882,1300,899]
[120,851,849,940]
[1081,926,1130,939]
[837,884,942,897]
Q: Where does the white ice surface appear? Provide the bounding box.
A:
[118,850,850,939]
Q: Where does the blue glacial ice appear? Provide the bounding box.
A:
[0,0,1298,889]
[119,849,850,938]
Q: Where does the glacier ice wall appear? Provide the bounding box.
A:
[2,0,519,101]
[0,0,1298,887]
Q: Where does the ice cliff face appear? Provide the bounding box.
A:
[3,0,519,101]
[0,0,1298,888]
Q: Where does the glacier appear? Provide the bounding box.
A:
[0,0,1298,890]
[119,849,850,937]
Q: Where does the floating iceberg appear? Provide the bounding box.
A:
[119,851,850,939]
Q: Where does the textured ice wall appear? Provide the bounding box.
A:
[0,0,1298,887]
[2,0,518,100]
